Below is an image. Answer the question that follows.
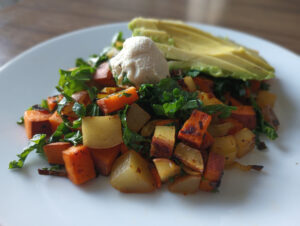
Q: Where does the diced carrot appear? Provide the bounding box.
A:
[200,132,214,149]
[120,143,129,154]
[47,95,63,112]
[193,77,214,93]
[250,80,261,94]
[49,111,63,131]
[178,110,212,149]
[24,110,52,139]
[93,62,116,87]
[231,106,256,130]
[199,151,225,192]
[149,164,162,189]
[96,86,139,114]
[63,145,96,185]
[43,142,72,165]
[89,145,120,176]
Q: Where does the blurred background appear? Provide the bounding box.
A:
[0,0,299,65]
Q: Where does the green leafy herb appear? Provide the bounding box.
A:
[119,105,150,153]
[86,103,102,116]
[40,99,49,110]
[251,97,278,140]
[187,70,201,78]
[72,102,86,117]
[9,134,47,169]
[88,54,108,68]
[17,116,24,125]
[119,92,132,98]
[201,104,237,119]
[112,31,125,50]
[64,130,83,146]
[49,123,70,143]
[121,73,134,86]
[76,58,90,67]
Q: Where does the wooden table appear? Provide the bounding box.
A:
[0,0,299,66]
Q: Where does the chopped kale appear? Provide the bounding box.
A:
[17,116,24,125]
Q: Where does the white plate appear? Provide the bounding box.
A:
[0,22,300,226]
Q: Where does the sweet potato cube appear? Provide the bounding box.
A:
[193,77,214,93]
[43,142,72,165]
[89,145,120,176]
[93,62,116,86]
[49,111,63,131]
[199,152,225,192]
[126,103,151,132]
[47,95,62,112]
[178,110,212,149]
[72,90,91,106]
[200,132,214,149]
[231,106,256,130]
[24,110,52,139]
[63,145,96,185]
[150,126,176,158]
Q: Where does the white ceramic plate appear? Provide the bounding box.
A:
[0,22,299,226]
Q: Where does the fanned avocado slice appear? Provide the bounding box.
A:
[128,17,275,80]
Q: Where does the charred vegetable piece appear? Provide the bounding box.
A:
[43,142,72,165]
[97,87,139,114]
[153,158,181,182]
[110,151,155,193]
[48,111,63,132]
[174,142,204,173]
[210,135,237,166]
[178,110,212,148]
[193,77,214,93]
[231,106,256,130]
[168,175,201,195]
[82,115,123,149]
[47,95,62,112]
[24,110,52,139]
[149,163,162,188]
[93,62,116,87]
[89,145,120,176]
[199,151,225,192]
[63,145,96,185]
[150,126,176,158]
[200,132,214,149]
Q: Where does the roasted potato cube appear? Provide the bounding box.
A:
[210,135,237,166]
[183,76,197,92]
[110,151,155,193]
[141,119,177,137]
[208,122,234,137]
[63,145,96,185]
[234,128,255,158]
[82,115,123,149]
[178,110,212,149]
[153,158,181,182]
[168,175,201,195]
[150,126,176,158]
[256,90,276,108]
[174,142,204,173]
[126,103,151,132]
[198,92,223,105]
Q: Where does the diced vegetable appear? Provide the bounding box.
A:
[199,151,225,192]
[82,115,123,149]
[141,119,177,137]
[126,103,151,132]
[261,105,280,129]
[193,77,214,93]
[47,95,62,112]
[120,143,129,154]
[43,142,72,165]
[256,90,276,108]
[149,163,162,188]
[250,80,261,94]
[93,62,116,87]
[231,106,256,130]
[200,132,214,149]
[89,145,120,176]
[110,151,155,193]
[182,165,202,176]
[178,110,212,149]
[234,128,255,158]
[96,86,139,114]
[153,158,181,182]
[71,90,92,106]
[49,111,63,132]
[24,110,52,139]
[198,92,223,106]
[62,145,96,185]
[174,142,204,172]
[224,118,244,135]
[150,126,176,158]
[210,135,237,166]
[208,122,234,137]
[168,175,201,195]
[183,76,197,92]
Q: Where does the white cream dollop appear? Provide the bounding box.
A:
[109,36,170,86]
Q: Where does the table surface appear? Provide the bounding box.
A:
[0,0,299,66]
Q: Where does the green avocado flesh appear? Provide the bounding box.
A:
[128,17,275,81]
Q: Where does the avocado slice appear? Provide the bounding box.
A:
[128,17,275,80]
